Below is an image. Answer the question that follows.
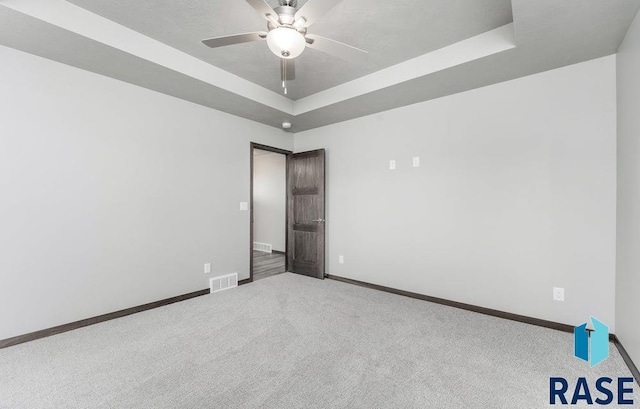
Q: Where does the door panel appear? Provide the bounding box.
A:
[287,149,325,279]
[294,195,318,223]
[293,231,317,263]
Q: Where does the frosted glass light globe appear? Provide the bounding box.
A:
[266,27,306,59]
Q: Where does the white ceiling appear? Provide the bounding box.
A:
[0,0,638,132]
[64,0,513,100]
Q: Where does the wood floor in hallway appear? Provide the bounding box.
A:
[253,250,286,281]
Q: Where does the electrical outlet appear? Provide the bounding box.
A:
[239,202,248,211]
[204,263,211,274]
[339,255,344,264]
[389,160,396,170]
[553,287,565,302]
[413,157,420,167]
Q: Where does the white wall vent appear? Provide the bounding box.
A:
[253,242,272,253]
[209,273,238,294]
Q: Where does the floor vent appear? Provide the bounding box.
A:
[210,273,238,294]
[253,242,272,253]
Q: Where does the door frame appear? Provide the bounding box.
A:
[249,142,292,283]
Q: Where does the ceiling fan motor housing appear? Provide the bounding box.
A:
[274,5,296,26]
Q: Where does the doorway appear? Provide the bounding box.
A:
[250,144,327,282]
[250,143,291,282]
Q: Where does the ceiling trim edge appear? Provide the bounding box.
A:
[1,0,295,114]
[294,23,516,115]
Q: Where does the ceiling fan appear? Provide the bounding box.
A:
[201,0,367,95]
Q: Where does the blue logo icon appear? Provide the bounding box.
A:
[574,317,609,367]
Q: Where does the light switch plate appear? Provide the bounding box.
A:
[240,202,248,211]
[204,263,211,274]
[553,287,565,302]
[339,255,344,264]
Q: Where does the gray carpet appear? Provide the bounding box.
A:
[1,273,638,408]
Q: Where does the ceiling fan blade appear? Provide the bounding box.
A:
[245,0,279,23]
[202,32,267,48]
[281,59,296,82]
[294,0,343,27]
[305,34,368,62]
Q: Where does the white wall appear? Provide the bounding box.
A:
[0,45,292,340]
[616,8,640,367]
[253,151,286,252]
[295,56,617,330]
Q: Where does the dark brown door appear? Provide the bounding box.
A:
[287,149,325,279]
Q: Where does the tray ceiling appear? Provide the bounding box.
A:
[64,0,513,100]
[0,0,638,132]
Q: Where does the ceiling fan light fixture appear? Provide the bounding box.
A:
[266,27,306,59]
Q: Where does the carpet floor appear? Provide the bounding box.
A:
[1,273,638,408]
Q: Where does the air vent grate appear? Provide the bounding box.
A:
[209,273,238,294]
[253,242,272,253]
